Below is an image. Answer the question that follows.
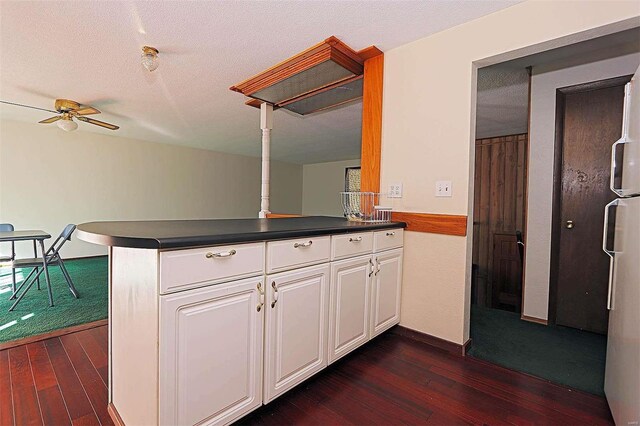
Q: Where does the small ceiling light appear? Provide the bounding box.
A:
[141,46,159,72]
[57,114,78,132]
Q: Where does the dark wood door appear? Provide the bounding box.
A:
[554,84,625,334]
[492,233,522,312]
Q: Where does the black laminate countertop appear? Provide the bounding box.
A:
[76,216,406,250]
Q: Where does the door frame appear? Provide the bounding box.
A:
[547,74,632,325]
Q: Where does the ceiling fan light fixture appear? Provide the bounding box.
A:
[141,46,159,72]
[57,115,78,132]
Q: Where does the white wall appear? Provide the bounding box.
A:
[381,1,639,344]
[523,52,640,320]
[0,120,302,258]
[302,159,360,217]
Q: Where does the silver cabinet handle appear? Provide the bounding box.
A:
[368,258,374,277]
[565,220,574,229]
[271,281,278,308]
[374,258,381,276]
[386,232,395,237]
[257,282,264,312]
[349,236,363,242]
[603,199,619,310]
[293,241,313,248]
[206,249,237,259]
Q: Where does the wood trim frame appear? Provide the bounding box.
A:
[391,212,467,236]
[0,319,108,351]
[230,36,363,103]
[390,325,471,357]
[265,213,303,218]
[547,74,632,325]
[108,403,126,426]
[263,39,468,236]
[360,54,383,193]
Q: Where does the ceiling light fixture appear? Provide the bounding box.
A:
[141,46,159,72]
[57,114,78,132]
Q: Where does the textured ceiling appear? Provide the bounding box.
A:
[0,0,522,164]
[476,66,530,140]
[475,28,640,141]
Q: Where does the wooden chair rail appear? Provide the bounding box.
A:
[390,212,467,236]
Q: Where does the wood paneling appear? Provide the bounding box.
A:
[1,324,613,425]
[391,212,467,236]
[472,134,528,309]
[360,54,383,193]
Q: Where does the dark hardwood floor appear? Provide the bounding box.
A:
[0,325,613,426]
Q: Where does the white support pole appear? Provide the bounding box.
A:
[259,102,273,218]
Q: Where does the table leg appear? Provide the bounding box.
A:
[39,240,53,307]
[33,240,40,290]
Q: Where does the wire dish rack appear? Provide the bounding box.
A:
[340,192,392,223]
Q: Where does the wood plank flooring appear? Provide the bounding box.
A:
[0,325,613,425]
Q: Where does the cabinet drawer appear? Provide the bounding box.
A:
[373,228,404,252]
[331,232,373,260]
[266,236,330,273]
[160,242,265,294]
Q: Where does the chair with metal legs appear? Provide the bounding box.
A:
[0,223,17,296]
[9,224,79,311]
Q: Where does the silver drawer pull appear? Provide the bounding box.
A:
[293,241,313,248]
[349,236,363,242]
[386,232,395,237]
[205,249,237,259]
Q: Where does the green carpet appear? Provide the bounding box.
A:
[468,304,607,396]
[0,256,108,344]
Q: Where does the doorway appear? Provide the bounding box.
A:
[468,28,640,396]
[549,76,631,334]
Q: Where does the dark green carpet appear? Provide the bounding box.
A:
[0,256,108,344]
[468,305,607,396]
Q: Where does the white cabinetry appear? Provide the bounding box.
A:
[328,255,372,363]
[107,227,403,426]
[370,248,403,338]
[327,229,404,364]
[159,277,264,426]
[264,264,330,403]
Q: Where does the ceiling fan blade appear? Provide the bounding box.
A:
[1,100,58,114]
[74,105,101,115]
[76,116,119,130]
[38,115,62,124]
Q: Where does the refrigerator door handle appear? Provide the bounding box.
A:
[611,83,633,197]
[610,137,631,197]
[603,199,620,310]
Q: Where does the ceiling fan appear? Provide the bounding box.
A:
[0,99,119,131]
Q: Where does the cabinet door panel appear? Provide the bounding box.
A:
[160,278,263,426]
[371,248,403,338]
[265,264,329,403]
[329,256,371,364]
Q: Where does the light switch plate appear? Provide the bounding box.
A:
[435,181,452,197]
[388,183,403,198]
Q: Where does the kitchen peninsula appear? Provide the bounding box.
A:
[77,216,406,426]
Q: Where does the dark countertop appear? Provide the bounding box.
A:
[76,216,406,250]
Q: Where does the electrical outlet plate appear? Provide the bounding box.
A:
[388,183,403,198]
[435,181,452,197]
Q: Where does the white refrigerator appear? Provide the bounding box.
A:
[603,64,640,425]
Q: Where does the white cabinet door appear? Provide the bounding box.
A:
[264,264,329,403]
[328,255,372,364]
[370,248,403,338]
[159,277,264,426]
